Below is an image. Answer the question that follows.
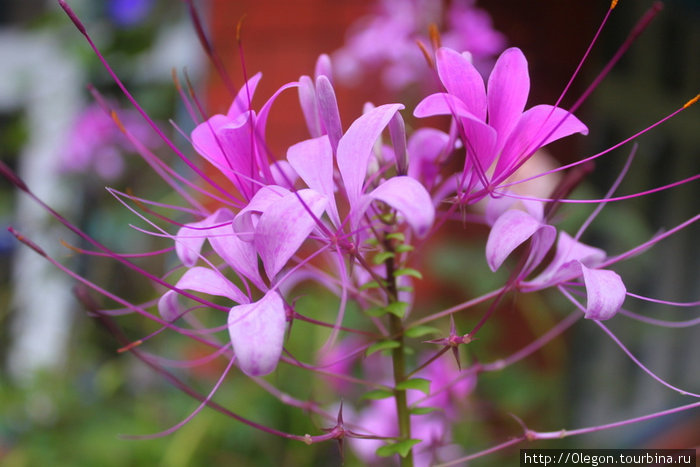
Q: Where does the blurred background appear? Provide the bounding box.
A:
[0,0,697,465]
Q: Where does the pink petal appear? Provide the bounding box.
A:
[414,92,479,120]
[204,211,266,292]
[287,135,340,226]
[316,75,343,153]
[524,231,607,289]
[485,209,555,271]
[233,185,290,241]
[254,189,328,280]
[495,105,588,178]
[175,213,217,267]
[175,266,248,304]
[436,47,487,121]
[228,290,286,376]
[298,75,321,137]
[367,176,435,238]
[227,72,262,118]
[581,265,626,320]
[487,47,530,150]
[337,104,404,207]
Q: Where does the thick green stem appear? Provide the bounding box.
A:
[389,313,414,467]
[385,249,414,466]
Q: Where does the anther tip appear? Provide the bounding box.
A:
[610,0,619,10]
[683,94,700,109]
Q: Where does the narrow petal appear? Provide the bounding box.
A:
[316,75,343,153]
[366,176,435,237]
[436,47,487,121]
[167,266,248,305]
[388,111,407,175]
[227,72,263,118]
[495,105,588,178]
[228,290,286,376]
[298,75,321,137]
[487,47,530,150]
[254,189,328,280]
[414,92,479,120]
[314,53,333,82]
[337,103,404,207]
[485,209,554,271]
[581,265,626,320]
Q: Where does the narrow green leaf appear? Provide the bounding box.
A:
[395,244,414,253]
[396,378,431,395]
[359,280,383,291]
[394,268,423,280]
[386,232,405,242]
[409,406,440,415]
[366,306,389,317]
[366,340,400,356]
[405,325,440,338]
[373,251,395,265]
[376,439,422,458]
[384,301,408,318]
[361,389,394,400]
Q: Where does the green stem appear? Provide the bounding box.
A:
[389,313,414,466]
[385,245,414,466]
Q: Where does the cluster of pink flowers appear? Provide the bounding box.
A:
[4,1,698,465]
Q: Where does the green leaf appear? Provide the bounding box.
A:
[366,340,400,356]
[394,268,423,280]
[361,389,394,400]
[366,306,389,317]
[396,378,431,395]
[395,244,414,253]
[405,325,440,338]
[396,286,414,293]
[386,232,405,242]
[373,251,395,265]
[409,406,440,415]
[384,301,409,318]
[359,280,384,291]
[376,439,422,458]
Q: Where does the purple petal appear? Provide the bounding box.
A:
[298,75,321,137]
[414,92,480,120]
[287,136,340,226]
[485,209,554,271]
[337,103,404,207]
[162,266,248,310]
[175,212,218,267]
[228,290,286,376]
[388,112,407,175]
[233,185,290,241]
[227,72,263,118]
[316,75,343,153]
[407,128,450,187]
[436,47,487,121]
[158,290,180,322]
[524,231,607,289]
[581,265,626,320]
[314,53,333,82]
[254,189,328,280]
[367,176,435,237]
[204,211,266,291]
[487,47,530,150]
[191,111,258,198]
[495,105,588,178]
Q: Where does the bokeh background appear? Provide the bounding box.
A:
[1,0,698,465]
